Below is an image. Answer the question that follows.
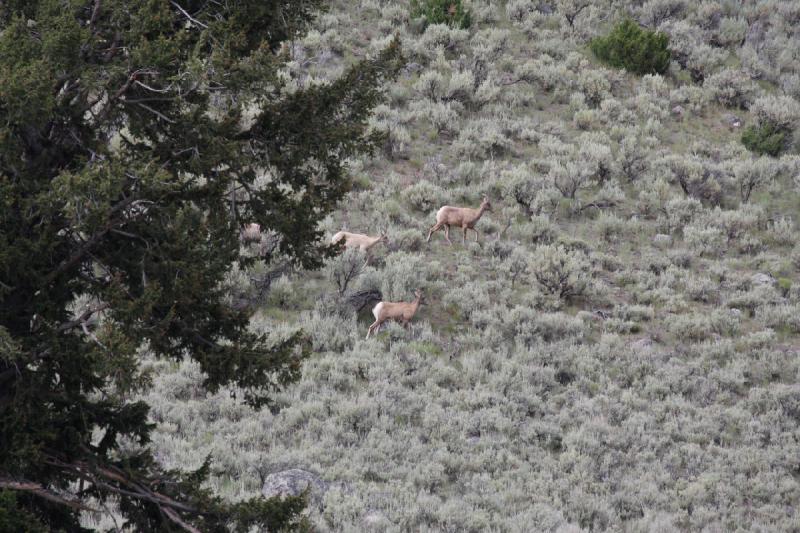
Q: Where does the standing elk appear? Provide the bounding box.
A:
[331,230,389,266]
[366,289,423,339]
[426,196,492,245]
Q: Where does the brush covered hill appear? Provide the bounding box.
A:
[94,1,800,530]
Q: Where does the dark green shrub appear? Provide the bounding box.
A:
[741,120,789,156]
[411,0,472,29]
[590,18,670,75]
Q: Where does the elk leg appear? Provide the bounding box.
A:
[444,224,452,245]
[426,223,442,242]
[462,226,467,243]
[366,320,379,339]
[474,228,480,242]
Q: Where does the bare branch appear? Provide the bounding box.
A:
[90,0,102,28]
[170,1,209,28]
[133,102,176,123]
[163,507,203,533]
[0,479,97,512]
[134,79,173,93]
[57,303,110,332]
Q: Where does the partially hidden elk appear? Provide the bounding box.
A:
[331,230,389,265]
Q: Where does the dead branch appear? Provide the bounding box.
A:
[57,303,110,332]
[170,1,209,29]
[0,478,96,512]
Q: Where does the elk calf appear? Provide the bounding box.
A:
[426,197,492,245]
[366,289,423,339]
[331,230,388,265]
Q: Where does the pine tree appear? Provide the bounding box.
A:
[0,1,402,530]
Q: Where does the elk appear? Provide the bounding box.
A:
[426,196,492,245]
[331,230,389,265]
[366,289,423,339]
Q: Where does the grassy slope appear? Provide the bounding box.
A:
[96,1,800,531]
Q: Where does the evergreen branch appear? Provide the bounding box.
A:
[163,507,203,533]
[42,198,135,286]
[37,456,206,532]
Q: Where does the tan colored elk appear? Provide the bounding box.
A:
[426,196,492,245]
[331,230,389,265]
[366,289,423,339]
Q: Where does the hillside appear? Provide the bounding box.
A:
[95,1,800,530]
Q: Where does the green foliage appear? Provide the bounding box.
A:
[0,492,48,533]
[0,0,402,530]
[590,18,671,76]
[741,120,789,156]
[778,277,792,297]
[411,0,472,29]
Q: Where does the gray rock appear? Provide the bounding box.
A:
[653,234,672,246]
[723,114,742,128]
[402,62,423,78]
[537,3,554,15]
[262,469,328,504]
[729,308,743,318]
[672,105,684,117]
[751,272,775,286]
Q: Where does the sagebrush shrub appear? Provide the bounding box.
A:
[367,104,411,159]
[530,244,591,300]
[732,157,781,202]
[636,0,686,28]
[454,119,512,158]
[703,69,758,109]
[508,307,586,345]
[590,18,670,75]
[405,180,446,212]
[715,16,748,47]
[750,95,800,129]
[326,248,365,295]
[684,224,724,257]
[742,95,800,155]
[507,0,536,22]
[579,70,612,107]
[710,204,764,243]
[659,154,724,205]
[768,217,796,247]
